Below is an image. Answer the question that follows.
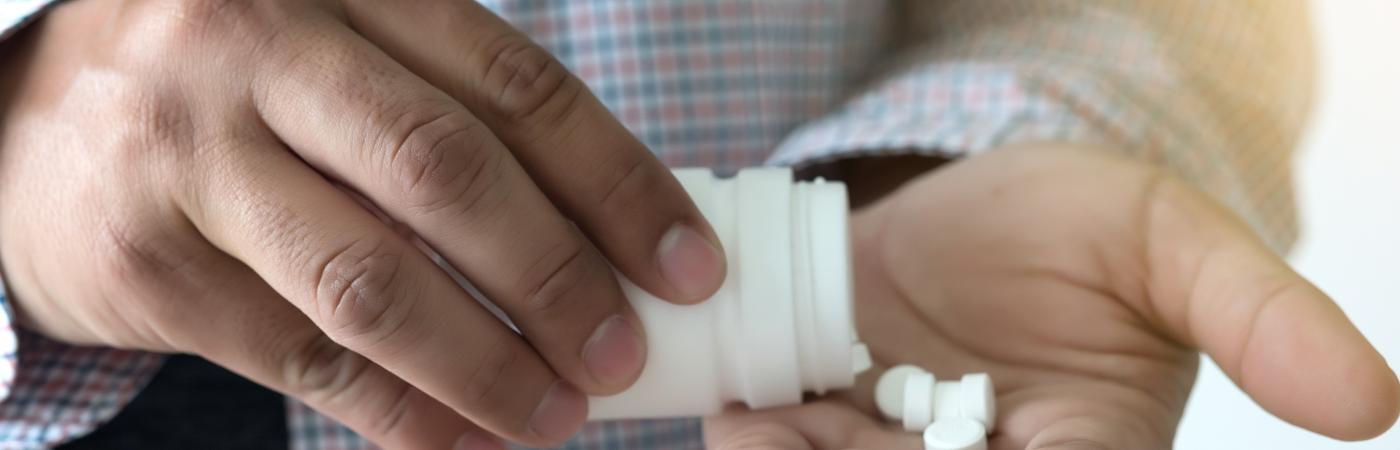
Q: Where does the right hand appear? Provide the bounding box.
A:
[0,0,725,448]
[704,146,1398,449]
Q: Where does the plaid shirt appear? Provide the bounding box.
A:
[0,0,1313,448]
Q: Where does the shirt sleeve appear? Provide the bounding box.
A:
[767,0,1314,253]
[0,283,18,405]
[0,282,166,447]
[0,0,61,40]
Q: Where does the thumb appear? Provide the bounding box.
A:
[712,423,815,450]
[1142,175,1399,440]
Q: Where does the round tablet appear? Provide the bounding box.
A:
[957,373,996,432]
[875,365,928,421]
[923,418,987,450]
[902,372,936,431]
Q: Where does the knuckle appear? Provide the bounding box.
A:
[101,84,192,166]
[365,384,415,440]
[130,89,195,152]
[155,0,259,39]
[127,0,290,70]
[462,335,521,409]
[311,239,414,349]
[281,332,373,403]
[517,243,591,318]
[280,331,416,438]
[139,0,252,49]
[478,37,581,122]
[93,217,184,289]
[596,155,657,214]
[386,110,508,218]
[88,214,214,351]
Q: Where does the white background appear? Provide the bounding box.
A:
[1174,1,1400,448]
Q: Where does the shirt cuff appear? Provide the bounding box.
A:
[0,281,18,402]
[767,62,1117,166]
[766,60,1297,253]
[0,281,165,446]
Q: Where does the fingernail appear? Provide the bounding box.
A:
[453,428,504,450]
[656,223,725,300]
[529,381,587,442]
[583,315,645,388]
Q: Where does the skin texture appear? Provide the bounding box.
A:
[705,145,1400,450]
[0,2,1391,448]
[0,0,727,448]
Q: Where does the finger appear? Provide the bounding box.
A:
[182,145,585,446]
[252,11,647,394]
[153,254,502,450]
[339,0,725,302]
[705,402,920,450]
[1142,175,1400,440]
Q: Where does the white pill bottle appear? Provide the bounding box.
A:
[588,168,872,420]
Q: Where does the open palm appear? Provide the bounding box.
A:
[705,145,1399,449]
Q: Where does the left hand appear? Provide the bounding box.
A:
[703,144,1399,449]
[0,1,723,446]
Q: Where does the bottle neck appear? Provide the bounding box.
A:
[792,178,865,395]
[674,168,866,410]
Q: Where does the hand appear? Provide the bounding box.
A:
[704,144,1399,449]
[0,0,726,447]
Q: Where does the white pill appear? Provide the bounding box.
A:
[875,364,927,421]
[956,373,996,432]
[923,418,987,450]
[902,371,936,431]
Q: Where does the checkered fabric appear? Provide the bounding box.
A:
[0,0,1313,448]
